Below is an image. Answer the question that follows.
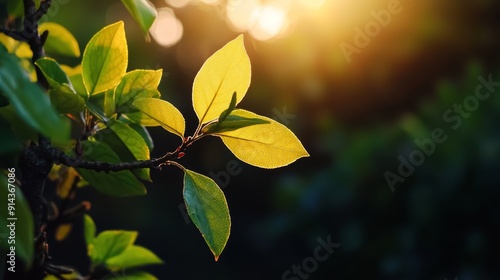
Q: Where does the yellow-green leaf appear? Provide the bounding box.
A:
[105,245,163,270]
[82,21,128,95]
[83,214,96,246]
[92,230,137,264]
[39,22,81,57]
[133,98,185,138]
[192,35,251,124]
[183,169,231,261]
[215,109,309,169]
[115,69,163,108]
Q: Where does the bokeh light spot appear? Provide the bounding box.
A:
[250,4,288,41]
[150,8,184,47]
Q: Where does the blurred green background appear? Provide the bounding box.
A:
[39,0,500,279]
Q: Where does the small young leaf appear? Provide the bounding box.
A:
[0,47,70,143]
[193,35,251,124]
[215,109,309,168]
[115,69,162,108]
[105,245,163,270]
[120,0,157,37]
[83,214,97,246]
[39,22,81,57]
[0,174,34,267]
[183,169,231,261]
[76,141,146,196]
[92,230,138,264]
[82,21,128,95]
[133,98,185,138]
[218,91,237,123]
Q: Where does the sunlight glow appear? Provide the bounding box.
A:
[250,4,288,41]
[226,0,260,31]
[200,0,222,4]
[298,0,325,9]
[165,0,190,9]
[150,8,184,47]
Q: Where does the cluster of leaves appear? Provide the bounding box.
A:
[0,2,308,277]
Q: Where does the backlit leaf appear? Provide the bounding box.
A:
[183,169,230,261]
[82,21,128,95]
[115,69,162,108]
[35,57,71,88]
[120,0,157,37]
[92,230,137,264]
[193,35,250,124]
[83,214,96,246]
[105,245,163,270]
[215,109,309,168]
[39,22,81,57]
[133,98,185,138]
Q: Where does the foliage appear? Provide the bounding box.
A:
[0,1,308,278]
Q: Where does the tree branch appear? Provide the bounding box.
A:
[48,147,173,172]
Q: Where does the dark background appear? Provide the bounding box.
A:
[39,0,500,279]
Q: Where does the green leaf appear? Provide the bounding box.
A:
[35,58,85,114]
[105,245,163,270]
[35,57,71,87]
[0,173,34,267]
[115,69,163,108]
[129,123,154,151]
[61,64,88,99]
[0,115,22,155]
[83,214,96,246]
[193,35,251,124]
[183,169,231,261]
[203,113,269,134]
[104,87,115,117]
[107,119,151,181]
[6,0,23,17]
[49,84,85,114]
[0,47,70,143]
[133,98,185,138]
[85,100,108,122]
[82,21,128,95]
[119,111,161,127]
[92,230,137,264]
[120,0,157,37]
[39,22,81,57]
[76,141,146,196]
[218,91,237,123]
[215,109,309,169]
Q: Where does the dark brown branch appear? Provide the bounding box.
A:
[48,147,172,172]
[0,26,26,41]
